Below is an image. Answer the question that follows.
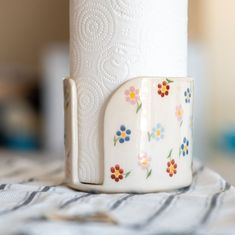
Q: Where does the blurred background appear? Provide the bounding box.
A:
[0,1,234,182]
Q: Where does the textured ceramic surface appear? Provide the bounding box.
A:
[69,0,188,184]
[64,77,194,193]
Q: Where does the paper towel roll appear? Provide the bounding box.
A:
[70,0,188,184]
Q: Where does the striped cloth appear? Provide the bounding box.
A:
[0,154,234,235]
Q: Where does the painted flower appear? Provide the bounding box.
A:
[181,137,189,156]
[125,86,142,113]
[166,159,177,177]
[125,86,140,105]
[114,125,131,146]
[110,164,131,182]
[148,123,164,142]
[138,153,152,179]
[157,79,173,97]
[175,105,184,125]
[184,88,192,103]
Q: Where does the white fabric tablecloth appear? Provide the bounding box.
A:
[0,153,234,235]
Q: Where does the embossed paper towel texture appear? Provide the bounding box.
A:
[70,0,188,184]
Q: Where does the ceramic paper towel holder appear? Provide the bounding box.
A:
[64,77,194,193]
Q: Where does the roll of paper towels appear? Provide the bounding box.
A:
[70,0,188,184]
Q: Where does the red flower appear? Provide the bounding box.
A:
[110,164,124,182]
[166,159,177,177]
[157,81,170,97]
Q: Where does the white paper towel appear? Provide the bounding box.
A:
[70,0,188,184]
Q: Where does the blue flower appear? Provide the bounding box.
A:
[114,125,131,146]
[148,123,164,142]
[181,137,189,156]
[184,88,192,103]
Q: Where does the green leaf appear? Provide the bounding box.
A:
[146,169,152,179]
[113,136,119,146]
[167,149,173,159]
[180,120,183,127]
[166,78,174,84]
[125,171,131,178]
[148,132,152,142]
[136,102,142,114]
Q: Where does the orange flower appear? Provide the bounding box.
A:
[157,79,173,97]
[166,159,177,177]
[110,164,131,182]
[110,164,124,182]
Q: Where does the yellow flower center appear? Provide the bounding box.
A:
[184,145,187,152]
[140,158,149,166]
[121,132,126,138]
[155,129,161,137]
[161,85,167,93]
[114,170,120,178]
[169,164,175,174]
[177,110,182,117]
[129,92,136,100]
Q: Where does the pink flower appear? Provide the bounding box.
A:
[125,86,142,113]
[138,153,151,169]
[125,86,140,105]
[175,105,184,122]
[138,153,152,179]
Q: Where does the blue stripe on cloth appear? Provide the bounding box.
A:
[0,184,7,190]
[59,193,92,209]
[109,194,134,211]
[125,165,205,230]
[199,181,231,225]
[0,186,51,216]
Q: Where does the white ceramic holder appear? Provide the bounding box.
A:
[64,77,193,193]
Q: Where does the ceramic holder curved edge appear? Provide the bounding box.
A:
[64,77,194,193]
